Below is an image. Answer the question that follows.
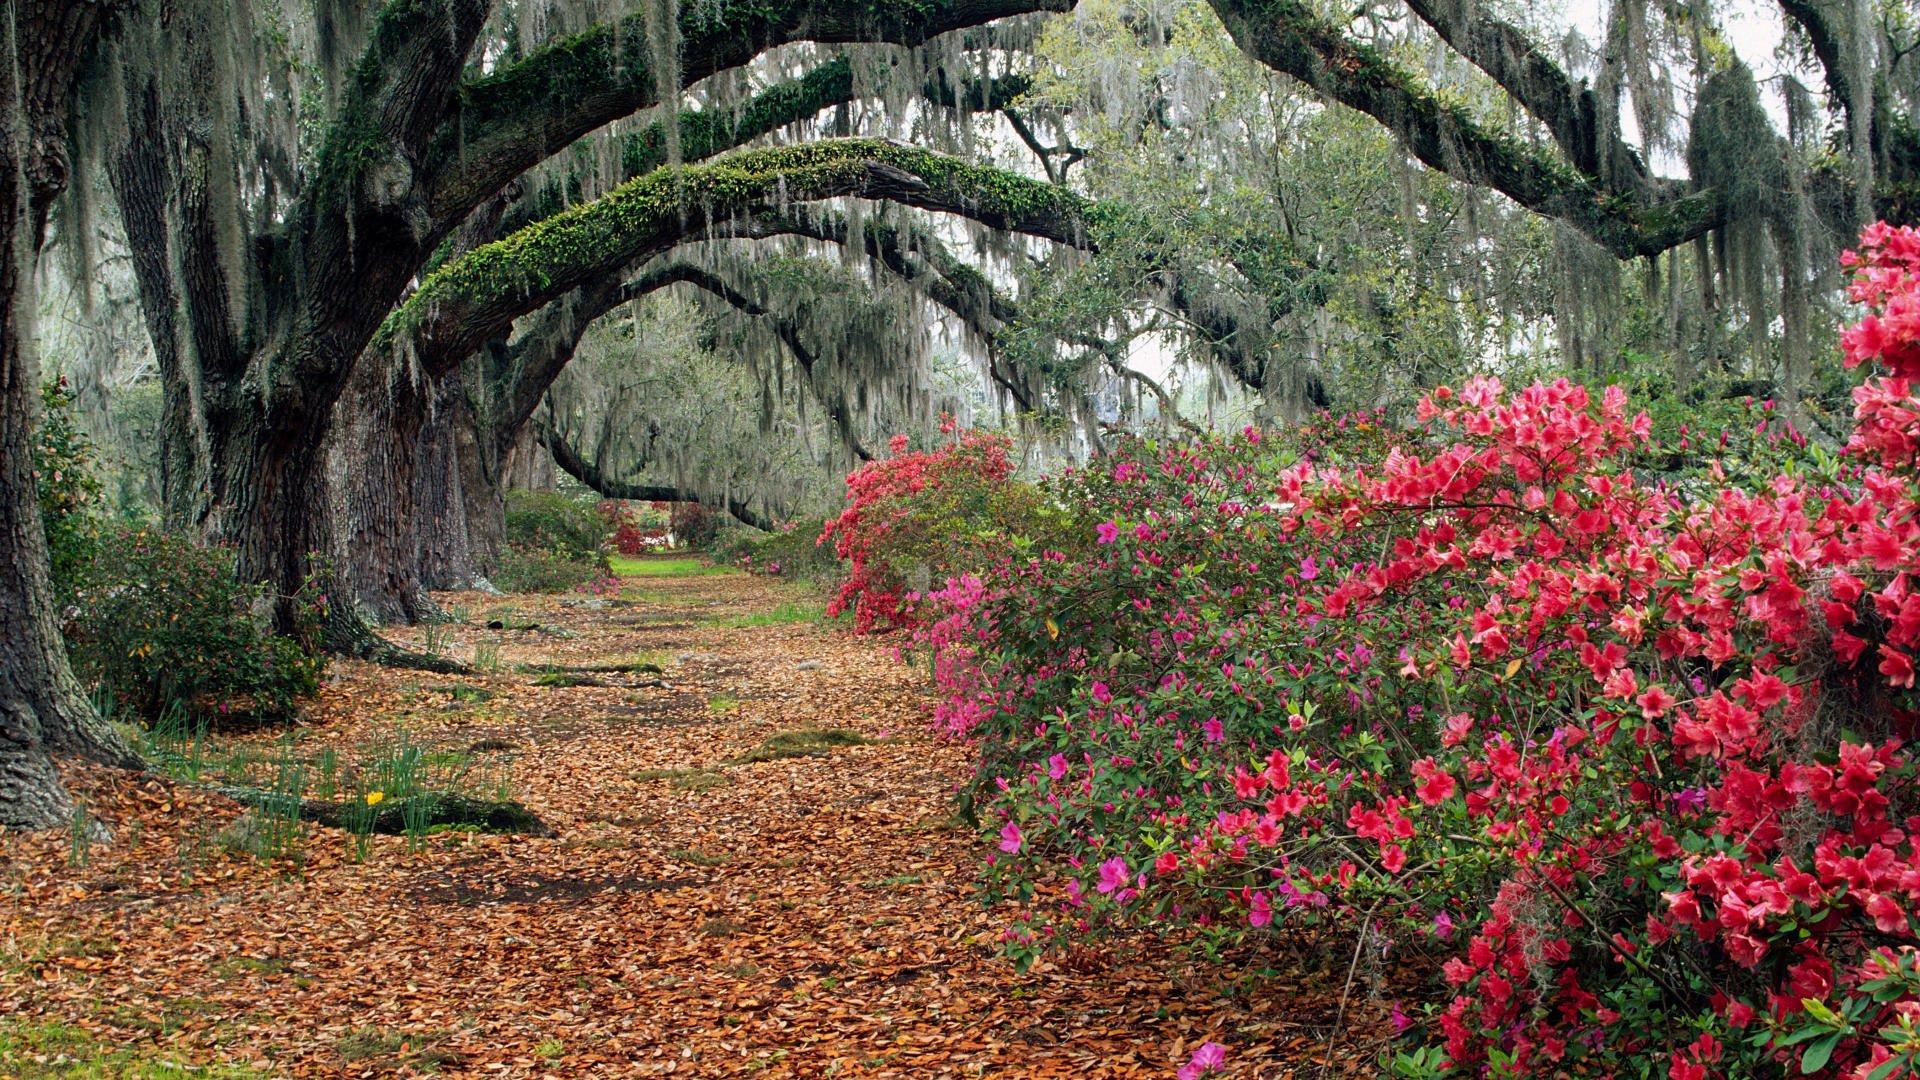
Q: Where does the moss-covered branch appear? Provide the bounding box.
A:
[1204,0,1722,257]
[1400,0,1647,188]
[424,0,1070,228]
[386,139,1104,375]
[490,58,1034,241]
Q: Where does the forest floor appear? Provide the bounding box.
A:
[0,561,1397,1078]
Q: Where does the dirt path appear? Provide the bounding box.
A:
[1,566,1385,1077]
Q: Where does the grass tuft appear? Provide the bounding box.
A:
[729,728,877,764]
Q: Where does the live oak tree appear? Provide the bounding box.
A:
[1,1,142,830]
[83,0,1072,645]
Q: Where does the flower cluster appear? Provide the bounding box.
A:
[818,428,1023,632]
[883,225,1920,1078]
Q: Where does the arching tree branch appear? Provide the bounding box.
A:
[538,419,778,530]
[423,0,1072,227]
[1204,0,1722,257]
[385,139,1105,374]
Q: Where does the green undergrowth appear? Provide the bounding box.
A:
[0,1019,272,1079]
[610,556,736,577]
[707,600,824,627]
[121,706,537,862]
[729,728,880,764]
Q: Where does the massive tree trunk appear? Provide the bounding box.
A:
[0,0,139,830]
[335,351,438,625]
[418,371,484,592]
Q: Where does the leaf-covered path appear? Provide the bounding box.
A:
[2,565,1388,1077]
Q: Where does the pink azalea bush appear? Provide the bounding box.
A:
[870,225,1920,1078]
[820,424,1050,632]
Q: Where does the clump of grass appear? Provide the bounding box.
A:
[335,1026,460,1069]
[707,693,740,715]
[710,600,824,628]
[667,847,728,867]
[472,638,505,672]
[729,728,876,764]
[446,684,494,703]
[609,556,737,578]
[532,672,597,688]
[0,1018,272,1078]
[212,955,287,980]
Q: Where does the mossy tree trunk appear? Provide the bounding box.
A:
[0,0,141,831]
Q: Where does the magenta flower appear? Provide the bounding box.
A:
[1300,555,1319,581]
[1048,753,1069,780]
[999,821,1023,854]
[1090,681,1112,704]
[1096,856,1130,894]
[1096,521,1121,545]
[1178,1041,1227,1079]
[1248,890,1273,927]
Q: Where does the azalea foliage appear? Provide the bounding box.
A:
[821,427,1037,633]
[846,225,1920,1079]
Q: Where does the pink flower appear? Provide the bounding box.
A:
[1096,521,1121,545]
[1201,717,1224,743]
[1048,754,1069,780]
[999,821,1023,854]
[1096,856,1130,895]
[1178,1041,1227,1080]
[1300,555,1319,581]
[1247,891,1273,927]
[1090,681,1112,704]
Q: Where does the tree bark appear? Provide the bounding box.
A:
[334,350,438,625]
[418,370,484,592]
[0,0,140,830]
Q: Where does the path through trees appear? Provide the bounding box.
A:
[0,563,1389,1076]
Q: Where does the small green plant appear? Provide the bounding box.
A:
[64,527,326,721]
[667,847,728,866]
[707,693,740,714]
[417,620,451,657]
[472,638,504,672]
[534,1038,564,1062]
[710,600,824,627]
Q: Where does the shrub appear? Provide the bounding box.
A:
[820,427,1063,632]
[490,543,615,594]
[32,377,104,598]
[65,527,326,721]
[599,500,670,554]
[669,501,722,550]
[901,224,1920,1079]
[504,490,607,557]
[716,517,841,581]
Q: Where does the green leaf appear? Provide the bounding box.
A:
[1801,1032,1841,1075]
